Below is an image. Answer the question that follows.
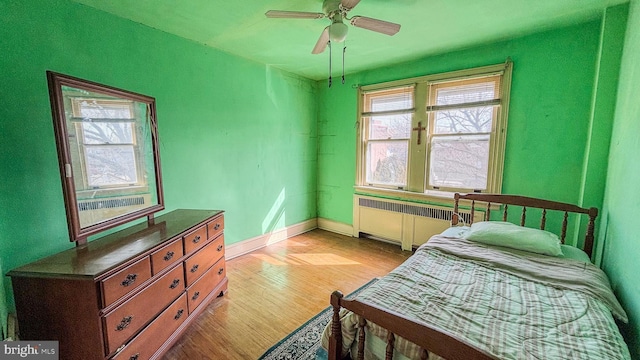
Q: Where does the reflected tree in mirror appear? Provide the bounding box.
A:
[47,71,163,244]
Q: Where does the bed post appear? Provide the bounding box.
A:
[584,207,598,258]
[329,291,344,360]
[452,193,460,225]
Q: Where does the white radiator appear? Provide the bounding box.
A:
[353,195,484,251]
[78,194,151,226]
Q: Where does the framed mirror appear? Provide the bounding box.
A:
[47,71,164,244]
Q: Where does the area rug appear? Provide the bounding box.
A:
[258,278,378,360]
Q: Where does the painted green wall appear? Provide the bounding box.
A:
[600,0,640,357]
[579,4,628,248]
[317,19,611,230]
[0,0,317,319]
[0,259,6,338]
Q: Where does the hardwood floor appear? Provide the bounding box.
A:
[162,229,412,360]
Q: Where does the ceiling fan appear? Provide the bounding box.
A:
[265,0,401,54]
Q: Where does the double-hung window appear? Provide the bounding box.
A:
[356,62,512,196]
[362,87,413,187]
[71,99,141,189]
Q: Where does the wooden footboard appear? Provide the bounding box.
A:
[327,193,599,360]
[328,291,494,360]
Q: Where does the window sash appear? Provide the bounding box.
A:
[83,144,139,187]
[427,134,491,191]
[364,139,410,188]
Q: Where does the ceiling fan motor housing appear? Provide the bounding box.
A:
[322,0,343,15]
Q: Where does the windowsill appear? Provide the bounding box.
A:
[76,185,150,200]
[354,185,501,210]
[354,185,456,206]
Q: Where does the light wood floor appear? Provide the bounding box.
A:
[162,229,412,360]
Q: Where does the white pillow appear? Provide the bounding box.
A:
[439,226,470,238]
[463,221,563,256]
[560,245,591,263]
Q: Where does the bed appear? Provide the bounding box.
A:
[322,193,630,360]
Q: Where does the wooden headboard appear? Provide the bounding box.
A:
[452,193,598,258]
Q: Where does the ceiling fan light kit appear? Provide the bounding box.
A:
[329,18,349,43]
[266,0,401,86]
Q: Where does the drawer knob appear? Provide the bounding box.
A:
[213,223,220,230]
[190,264,199,273]
[163,251,175,261]
[217,244,223,252]
[192,235,201,244]
[116,315,133,331]
[121,274,137,287]
[130,354,140,360]
[174,309,184,320]
[218,267,224,275]
[192,291,200,301]
[169,279,181,289]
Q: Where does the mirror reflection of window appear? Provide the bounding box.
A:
[72,100,141,189]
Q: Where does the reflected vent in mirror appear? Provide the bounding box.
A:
[78,196,145,211]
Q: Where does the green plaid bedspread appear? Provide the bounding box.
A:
[348,236,630,360]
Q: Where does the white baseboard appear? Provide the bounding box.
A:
[225,218,318,260]
[317,218,353,236]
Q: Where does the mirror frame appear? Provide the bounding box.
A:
[46,71,164,244]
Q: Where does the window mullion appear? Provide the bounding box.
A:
[407,83,428,193]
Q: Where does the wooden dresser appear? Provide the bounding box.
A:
[8,209,227,360]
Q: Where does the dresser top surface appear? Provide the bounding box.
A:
[8,209,223,279]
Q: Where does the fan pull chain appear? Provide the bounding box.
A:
[328,40,332,88]
[342,43,346,84]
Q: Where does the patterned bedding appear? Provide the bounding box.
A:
[322,235,630,360]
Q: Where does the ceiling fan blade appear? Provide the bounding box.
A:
[265,10,325,19]
[350,16,401,36]
[340,0,361,11]
[312,27,330,54]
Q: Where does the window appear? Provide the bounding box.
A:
[363,87,413,187]
[71,99,142,189]
[356,62,512,196]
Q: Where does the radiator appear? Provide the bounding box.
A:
[353,195,484,251]
[78,194,151,226]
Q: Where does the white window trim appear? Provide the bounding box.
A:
[355,61,513,203]
[70,98,144,190]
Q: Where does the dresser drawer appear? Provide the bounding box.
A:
[187,257,226,314]
[207,215,224,240]
[184,236,224,287]
[111,294,188,360]
[150,238,183,275]
[183,225,208,255]
[103,265,185,355]
[209,234,225,264]
[102,257,152,308]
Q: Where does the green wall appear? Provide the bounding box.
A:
[0,0,317,321]
[317,18,613,231]
[601,0,640,357]
[0,259,6,338]
[580,4,628,251]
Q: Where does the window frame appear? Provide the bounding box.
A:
[355,61,513,199]
[71,98,144,190]
[361,86,415,189]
